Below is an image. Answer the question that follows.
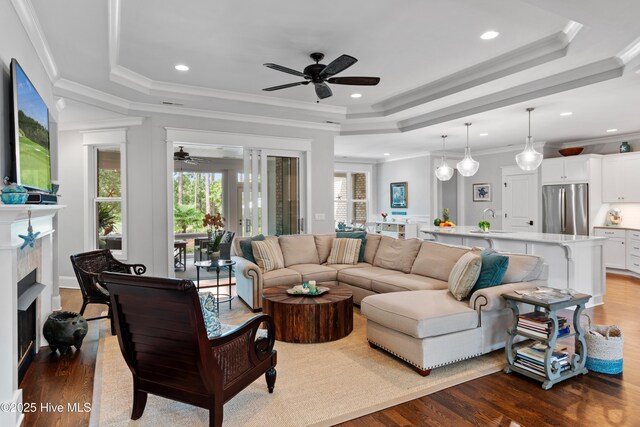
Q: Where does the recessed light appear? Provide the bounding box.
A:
[606,128,618,133]
[351,93,362,99]
[383,153,391,156]
[560,112,573,116]
[175,64,189,71]
[480,31,500,40]
[479,133,489,136]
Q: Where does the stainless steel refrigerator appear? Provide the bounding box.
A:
[542,184,589,235]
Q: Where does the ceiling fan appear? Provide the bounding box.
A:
[262,53,380,100]
[173,146,203,164]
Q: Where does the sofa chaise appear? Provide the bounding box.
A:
[232,233,546,374]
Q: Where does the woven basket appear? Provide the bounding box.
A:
[584,315,623,374]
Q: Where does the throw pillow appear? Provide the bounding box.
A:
[327,238,362,265]
[336,231,367,262]
[448,252,482,301]
[471,249,509,293]
[252,239,285,272]
[239,234,265,263]
[199,292,221,339]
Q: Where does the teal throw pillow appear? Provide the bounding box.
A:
[239,234,265,264]
[471,249,509,293]
[199,292,221,339]
[336,231,366,262]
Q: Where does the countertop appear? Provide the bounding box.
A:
[420,226,607,244]
[593,225,640,231]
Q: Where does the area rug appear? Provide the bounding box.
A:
[91,311,504,426]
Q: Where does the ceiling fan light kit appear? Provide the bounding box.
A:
[263,52,380,100]
[435,135,454,181]
[515,107,543,171]
[456,123,480,177]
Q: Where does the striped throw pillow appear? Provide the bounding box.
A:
[251,239,285,272]
[448,252,482,301]
[327,238,362,265]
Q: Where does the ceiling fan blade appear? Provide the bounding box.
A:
[262,81,310,92]
[327,76,380,86]
[314,82,333,99]
[320,54,357,78]
[263,63,306,78]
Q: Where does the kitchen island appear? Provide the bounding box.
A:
[421,226,607,306]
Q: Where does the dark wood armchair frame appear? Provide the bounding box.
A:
[70,249,146,333]
[99,272,277,427]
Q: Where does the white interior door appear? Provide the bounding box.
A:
[242,149,306,237]
[502,168,539,232]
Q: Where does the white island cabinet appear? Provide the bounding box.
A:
[421,226,607,306]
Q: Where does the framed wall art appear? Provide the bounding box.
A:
[390,182,408,208]
[473,183,491,202]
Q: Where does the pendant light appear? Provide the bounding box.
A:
[435,135,454,181]
[456,123,479,177]
[515,107,543,171]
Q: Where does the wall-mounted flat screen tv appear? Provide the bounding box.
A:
[10,58,51,192]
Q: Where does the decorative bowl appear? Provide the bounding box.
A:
[1,192,28,204]
[558,147,584,157]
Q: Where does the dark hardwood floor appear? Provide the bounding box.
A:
[21,274,639,426]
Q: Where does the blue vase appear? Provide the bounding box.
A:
[620,142,631,153]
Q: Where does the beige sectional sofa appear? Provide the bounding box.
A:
[232,233,546,374]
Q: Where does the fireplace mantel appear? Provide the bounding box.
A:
[0,204,64,427]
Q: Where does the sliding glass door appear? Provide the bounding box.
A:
[242,149,305,236]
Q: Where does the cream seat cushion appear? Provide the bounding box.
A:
[371,274,448,294]
[337,266,403,290]
[361,290,478,339]
[288,264,338,283]
[326,262,369,272]
[411,241,470,281]
[262,268,302,288]
[278,235,320,267]
[373,236,422,273]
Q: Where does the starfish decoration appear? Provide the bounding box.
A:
[19,210,40,250]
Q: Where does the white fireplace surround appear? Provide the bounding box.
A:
[0,205,63,427]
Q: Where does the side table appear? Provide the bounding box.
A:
[502,290,591,389]
[194,259,236,310]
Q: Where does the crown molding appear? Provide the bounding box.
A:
[617,36,640,65]
[558,131,640,148]
[349,27,578,120]
[11,0,59,82]
[378,151,431,164]
[60,117,144,132]
[108,0,120,69]
[54,78,340,132]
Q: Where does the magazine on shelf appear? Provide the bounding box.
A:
[514,287,575,303]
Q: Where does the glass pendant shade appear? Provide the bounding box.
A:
[456,123,479,177]
[456,147,480,177]
[435,160,454,181]
[516,107,543,171]
[515,136,543,171]
[435,135,454,181]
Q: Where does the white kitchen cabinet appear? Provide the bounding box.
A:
[373,221,418,239]
[595,228,626,269]
[602,153,640,202]
[541,156,589,184]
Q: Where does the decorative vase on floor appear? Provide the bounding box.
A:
[42,311,88,354]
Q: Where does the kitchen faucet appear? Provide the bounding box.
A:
[483,208,496,221]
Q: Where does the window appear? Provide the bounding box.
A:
[84,130,127,258]
[334,172,368,227]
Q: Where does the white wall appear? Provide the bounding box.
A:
[375,155,431,221]
[457,150,521,228]
[57,104,337,279]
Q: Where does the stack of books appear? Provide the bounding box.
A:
[516,312,570,340]
[514,343,570,377]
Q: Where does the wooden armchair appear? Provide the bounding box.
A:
[70,249,146,334]
[99,272,277,427]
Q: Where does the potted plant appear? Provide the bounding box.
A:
[203,212,225,261]
[478,220,491,232]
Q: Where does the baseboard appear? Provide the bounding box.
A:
[59,276,79,289]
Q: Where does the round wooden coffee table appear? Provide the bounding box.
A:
[262,284,353,343]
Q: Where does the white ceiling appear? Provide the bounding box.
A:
[27,0,640,160]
